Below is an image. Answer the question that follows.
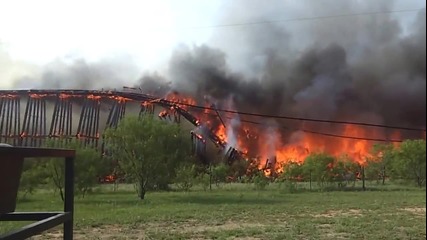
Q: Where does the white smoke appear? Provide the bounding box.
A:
[226,116,241,150]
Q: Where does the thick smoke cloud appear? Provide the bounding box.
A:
[0,45,39,89]
[12,55,140,90]
[5,0,425,137]
[159,0,426,133]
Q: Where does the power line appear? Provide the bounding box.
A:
[187,8,425,30]
[168,101,426,132]
[234,117,404,143]
[208,114,405,143]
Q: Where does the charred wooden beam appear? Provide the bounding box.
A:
[139,101,155,118]
[49,95,73,145]
[20,95,47,147]
[106,100,126,129]
[0,96,21,146]
[224,147,243,165]
[76,98,100,148]
[102,99,127,154]
[211,104,226,129]
[191,131,207,164]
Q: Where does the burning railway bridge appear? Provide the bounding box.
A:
[0,89,243,166]
[2,89,424,176]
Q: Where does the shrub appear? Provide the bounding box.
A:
[253,171,270,190]
[198,173,211,191]
[211,163,230,187]
[174,164,196,191]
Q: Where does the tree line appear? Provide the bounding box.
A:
[19,115,426,200]
[280,139,426,191]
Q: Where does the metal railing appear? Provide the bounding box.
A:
[0,146,75,240]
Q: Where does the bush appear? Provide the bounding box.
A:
[253,171,270,190]
[174,164,196,191]
[45,140,110,199]
[283,180,298,193]
[104,115,193,199]
[390,139,426,187]
[303,153,336,188]
[19,160,49,199]
[211,163,230,187]
[281,162,304,181]
[198,173,211,191]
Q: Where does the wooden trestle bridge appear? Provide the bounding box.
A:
[0,89,242,163]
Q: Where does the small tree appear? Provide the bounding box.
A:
[281,162,304,181]
[174,164,196,191]
[279,162,304,192]
[390,139,426,187]
[211,163,230,187]
[75,147,109,197]
[104,115,192,199]
[19,159,49,199]
[47,156,65,201]
[253,171,270,190]
[198,173,211,191]
[333,158,359,189]
[303,153,336,188]
[46,140,109,200]
[229,160,249,182]
[365,143,394,184]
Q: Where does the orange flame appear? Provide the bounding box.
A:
[109,95,132,102]
[145,91,408,175]
[159,110,169,118]
[215,124,227,143]
[0,94,19,99]
[59,93,72,99]
[192,132,206,143]
[87,94,102,100]
[210,118,395,173]
[165,92,196,110]
[29,94,47,99]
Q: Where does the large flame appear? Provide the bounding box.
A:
[165,92,409,173]
[165,91,196,110]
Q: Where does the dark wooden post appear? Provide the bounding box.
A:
[362,166,366,191]
[64,156,75,240]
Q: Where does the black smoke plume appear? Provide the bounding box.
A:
[8,1,426,143]
[152,1,426,139]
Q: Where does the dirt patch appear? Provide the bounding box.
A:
[30,232,63,240]
[232,238,263,240]
[30,222,266,239]
[30,224,146,240]
[313,209,363,218]
[141,220,267,234]
[316,223,351,240]
[180,222,265,233]
[317,223,333,228]
[325,232,351,239]
[401,207,426,216]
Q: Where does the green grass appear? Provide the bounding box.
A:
[1,183,425,240]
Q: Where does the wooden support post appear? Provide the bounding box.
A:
[362,166,366,191]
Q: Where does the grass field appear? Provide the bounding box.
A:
[1,183,425,240]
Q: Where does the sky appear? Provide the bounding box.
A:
[0,1,220,64]
[0,0,425,89]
